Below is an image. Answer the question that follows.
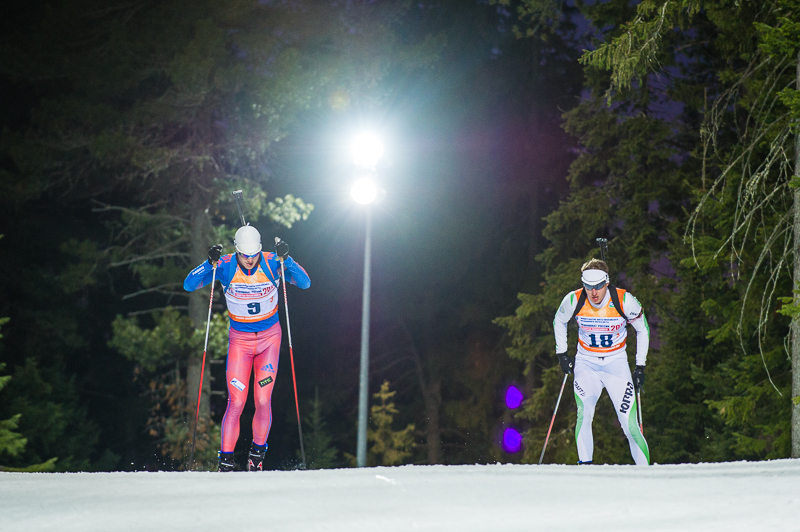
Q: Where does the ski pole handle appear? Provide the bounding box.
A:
[275,237,289,262]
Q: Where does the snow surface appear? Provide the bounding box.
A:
[3,460,800,531]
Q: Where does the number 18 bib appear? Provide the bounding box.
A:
[575,288,628,357]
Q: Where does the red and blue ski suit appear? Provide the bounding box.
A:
[184,252,310,452]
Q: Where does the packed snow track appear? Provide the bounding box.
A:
[3,460,799,531]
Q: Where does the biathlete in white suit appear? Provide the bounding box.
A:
[184,225,310,472]
[553,259,650,465]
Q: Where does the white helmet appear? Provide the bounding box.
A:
[234,225,262,255]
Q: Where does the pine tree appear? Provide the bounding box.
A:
[0,318,27,468]
[300,388,338,470]
[503,0,798,462]
[367,381,416,467]
[0,319,58,472]
[579,0,798,459]
[497,0,691,465]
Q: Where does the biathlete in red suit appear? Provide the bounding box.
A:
[184,225,310,471]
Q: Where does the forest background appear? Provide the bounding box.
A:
[1,0,798,472]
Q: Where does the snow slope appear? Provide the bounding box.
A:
[3,460,799,531]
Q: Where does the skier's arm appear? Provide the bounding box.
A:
[554,292,576,354]
[265,252,310,289]
[624,293,650,366]
[184,252,231,292]
[183,260,216,292]
[279,255,311,289]
[271,239,310,289]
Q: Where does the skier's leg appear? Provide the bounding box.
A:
[574,357,603,463]
[220,329,255,453]
[251,322,282,447]
[601,357,650,465]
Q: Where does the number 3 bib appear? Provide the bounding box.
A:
[224,255,279,324]
[575,288,628,357]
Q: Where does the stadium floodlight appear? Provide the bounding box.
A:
[351,132,384,169]
[350,177,378,205]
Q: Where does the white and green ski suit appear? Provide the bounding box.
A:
[554,287,650,466]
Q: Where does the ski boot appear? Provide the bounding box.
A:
[218,451,235,472]
[247,442,268,472]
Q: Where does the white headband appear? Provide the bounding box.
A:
[581,269,609,285]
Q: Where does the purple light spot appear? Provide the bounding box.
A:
[503,428,523,453]
[505,385,523,409]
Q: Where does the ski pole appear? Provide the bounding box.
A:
[189,263,217,470]
[276,238,306,468]
[539,373,569,465]
[637,391,644,434]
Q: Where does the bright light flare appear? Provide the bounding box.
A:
[351,132,384,168]
[505,385,524,409]
[351,178,378,205]
[502,428,523,453]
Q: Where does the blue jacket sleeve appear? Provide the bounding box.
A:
[184,260,218,292]
[277,255,311,289]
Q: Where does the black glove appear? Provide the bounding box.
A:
[275,238,289,260]
[557,353,574,375]
[208,244,223,265]
[632,365,645,391]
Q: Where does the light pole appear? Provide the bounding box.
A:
[350,132,383,468]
